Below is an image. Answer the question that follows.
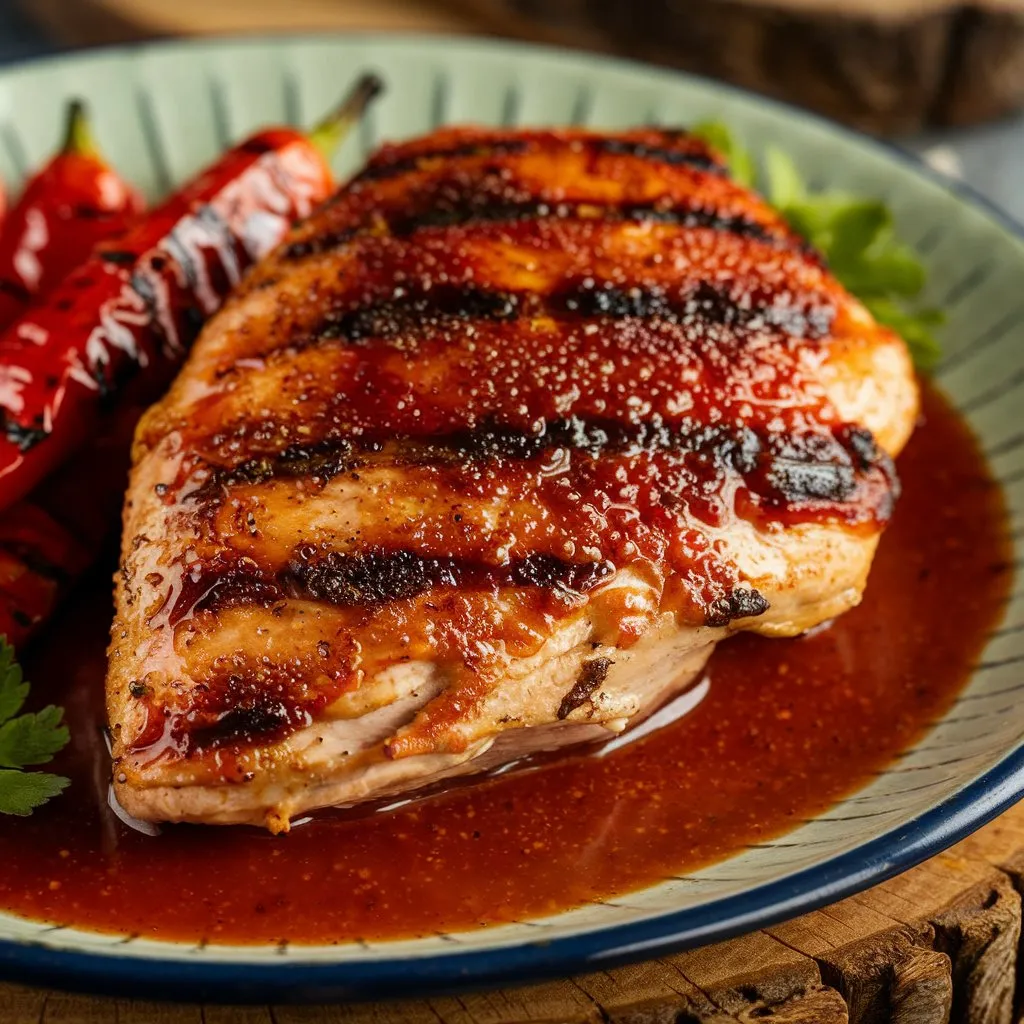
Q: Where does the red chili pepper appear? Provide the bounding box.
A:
[0,99,144,329]
[0,74,382,646]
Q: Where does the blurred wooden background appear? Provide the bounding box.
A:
[22,0,1024,133]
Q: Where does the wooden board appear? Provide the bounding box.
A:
[460,0,1024,132]
[21,0,1024,132]
[21,0,498,46]
[6,797,1024,1023]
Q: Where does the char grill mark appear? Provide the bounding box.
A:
[196,417,891,516]
[389,201,775,243]
[283,200,783,261]
[761,425,898,511]
[705,587,770,628]
[187,702,308,751]
[557,657,614,720]
[317,285,520,343]
[171,550,616,625]
[597,137,722,173]
[295,551,612,606]
[211,275,835,381]
[556,279,831,334]
[132,670,325,758]
[354,140,532,181]
[304,279,834,352]
[353,133,723,185]
[208,438,366,488]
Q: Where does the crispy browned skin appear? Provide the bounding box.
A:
[108,128,918,830]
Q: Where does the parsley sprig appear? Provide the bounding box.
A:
[692,122,943,370]
[0,638,69,816]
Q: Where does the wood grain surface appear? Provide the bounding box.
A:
[22,0,495,45]
[462,0,1024,131]
[22,0,1024,131]
[4,798,1024,1023]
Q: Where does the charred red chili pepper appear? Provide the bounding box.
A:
[0,73,382,510]
[0,99,144,329]
[0,73,383,645]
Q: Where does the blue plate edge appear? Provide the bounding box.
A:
[3,748,1023,1004]
[0,30,1018,1004]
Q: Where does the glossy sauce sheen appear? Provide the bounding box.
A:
[120,128,904,770]
[0,381,1011,944]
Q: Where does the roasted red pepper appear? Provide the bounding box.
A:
[0,73,382,645]
[0,99,144,329]
[0,73,382,509]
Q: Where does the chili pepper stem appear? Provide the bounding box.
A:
[308,73,385,160]
[61,99,97,158]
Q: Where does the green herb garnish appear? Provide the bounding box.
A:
[692,122,943,370]
[0,638,69,816]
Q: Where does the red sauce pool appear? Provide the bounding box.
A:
[0,381,1012,945]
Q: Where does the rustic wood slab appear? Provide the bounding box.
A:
[21,0,491,46]
[21,0,1024,132]
[460,0,1024,132]
[5,797,1024,1023]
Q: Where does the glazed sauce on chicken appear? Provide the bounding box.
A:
[113,128,907,783]
[0,380,1012,945]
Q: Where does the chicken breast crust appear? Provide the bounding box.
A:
[108,127,918,831]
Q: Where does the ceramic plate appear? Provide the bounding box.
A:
[0,33,1022,1004]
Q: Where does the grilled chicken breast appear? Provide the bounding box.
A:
[108,127,918,830]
